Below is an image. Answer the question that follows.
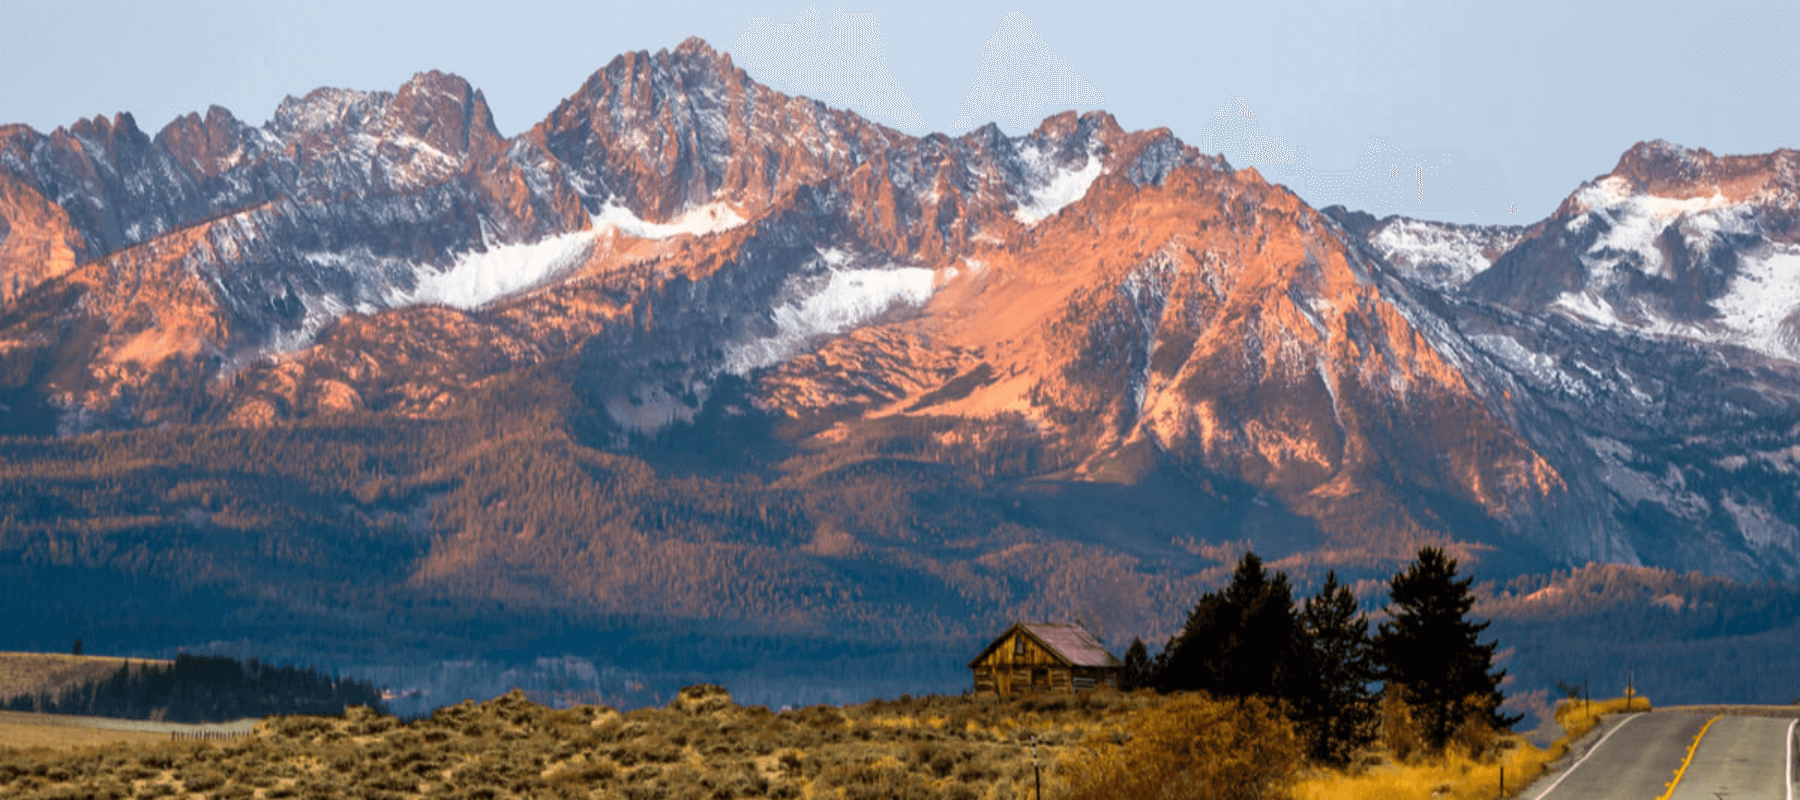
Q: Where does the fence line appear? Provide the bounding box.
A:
[169,731,249,741]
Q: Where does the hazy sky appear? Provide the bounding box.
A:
[4,1,1795,223]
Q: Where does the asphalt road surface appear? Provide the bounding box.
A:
[1669,715,1794,800]
[1529,711,1796,800]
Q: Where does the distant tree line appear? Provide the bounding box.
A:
[1118,547,1517,765]
[4,654,387,723]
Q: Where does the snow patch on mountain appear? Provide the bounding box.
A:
[1548,245,1800,362]
[259,292,355,359]
[1572,177,1744,280]
[1532,177,1800,360]
[594,201,746,239]
[1370,219,1518,288]
[1470,333,1587,396]
[1013,145,1103,225]
[1713,247,1800,359]
[726,251,937,373]
[409,231,595,310]
[1720,493,1800,551]
[1550,291,1640,333]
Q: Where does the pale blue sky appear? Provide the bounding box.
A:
[3,1,1794,222]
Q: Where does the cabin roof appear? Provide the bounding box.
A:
[967,622,1121,669]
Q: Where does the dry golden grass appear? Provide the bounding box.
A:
[1058,693,1302,800]
[0,711,169,750]
[0,685,1165,800]
[1291,695,1651,800]
[0,651,170,701]
[0,685,1652,799]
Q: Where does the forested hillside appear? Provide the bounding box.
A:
[3,655,385,723]
[1482,564,1800,705]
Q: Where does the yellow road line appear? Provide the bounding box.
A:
[1654,713,1722,800]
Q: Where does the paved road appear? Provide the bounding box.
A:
[1531,712,1708,800]
[1529,711,1796,800]
[1669,715,1794,800]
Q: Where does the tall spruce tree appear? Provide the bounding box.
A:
[1297,570,1378,765]
[1157,552,1305,703]
[1120,638,1153,691]
[1375,548,1520,751]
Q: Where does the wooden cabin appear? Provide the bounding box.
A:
[968,622,1122,695]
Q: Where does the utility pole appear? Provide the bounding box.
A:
[1584,673,1589,718]
[1626,668,1634,711]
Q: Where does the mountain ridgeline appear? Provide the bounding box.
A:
[3,37,1800,705]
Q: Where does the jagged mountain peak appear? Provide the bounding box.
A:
[154,105,262,180]
[270,86,392,135]
[8,41,1800,585]
[672,34,724,59]
[64,111,148,143]
[1610,139,1711,190]
[1566,139,1800,214]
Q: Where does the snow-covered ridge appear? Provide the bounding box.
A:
[408,230,596,311]
[1370,219,1520,289]
[1538,173,1800,359]
[1013,144,1104,226]
[725,248,938,373]
[1568,176,1748,280]
[594,201,746,239]
[1713,247,1800,359]
[1550,245,1800,363]
[245,200,758,356]
[384,200,752,313]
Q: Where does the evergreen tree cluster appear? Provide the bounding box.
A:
[4,654,387,723]
[1121,547,1517,765]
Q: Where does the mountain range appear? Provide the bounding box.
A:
[4,38,1799,704]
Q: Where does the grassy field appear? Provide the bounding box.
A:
[0,651,171,702]
[0,686,1157,799]
[1291,696,1649,800]
[0,687,1644,800]
[0,711,172,750]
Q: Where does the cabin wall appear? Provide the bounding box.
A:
[970,631,1119,695]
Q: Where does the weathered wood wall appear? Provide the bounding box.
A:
[970,631,1118,695]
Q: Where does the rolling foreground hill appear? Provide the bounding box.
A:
[3,38,1799,705]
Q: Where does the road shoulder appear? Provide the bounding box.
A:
[1512,712,1642,799]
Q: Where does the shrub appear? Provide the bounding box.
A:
[270,716,337,740]
[787,705,847,730]
[345,706,397,736]
[180,769,225,793]
[212,782,255,800]
[1380,689,1424,762]
[1058,693,1301,800]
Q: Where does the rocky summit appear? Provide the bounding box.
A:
[3,38,1800,672]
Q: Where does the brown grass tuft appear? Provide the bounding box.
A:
[0,686,1178,799]
[1292,695,1651,800]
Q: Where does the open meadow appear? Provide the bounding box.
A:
[0,710,173,750]
[0,684,1638,800]
[0,652,171,702]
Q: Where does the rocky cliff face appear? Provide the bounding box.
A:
[3,38,1799,584]
[1334,141,1800,579]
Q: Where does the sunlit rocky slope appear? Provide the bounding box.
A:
[3,39,1800,681]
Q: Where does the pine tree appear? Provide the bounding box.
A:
[1375,548,1520,752]
[1120,638,1153,691]
[1157,552,1305,703]
[1297,570,1378,765]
